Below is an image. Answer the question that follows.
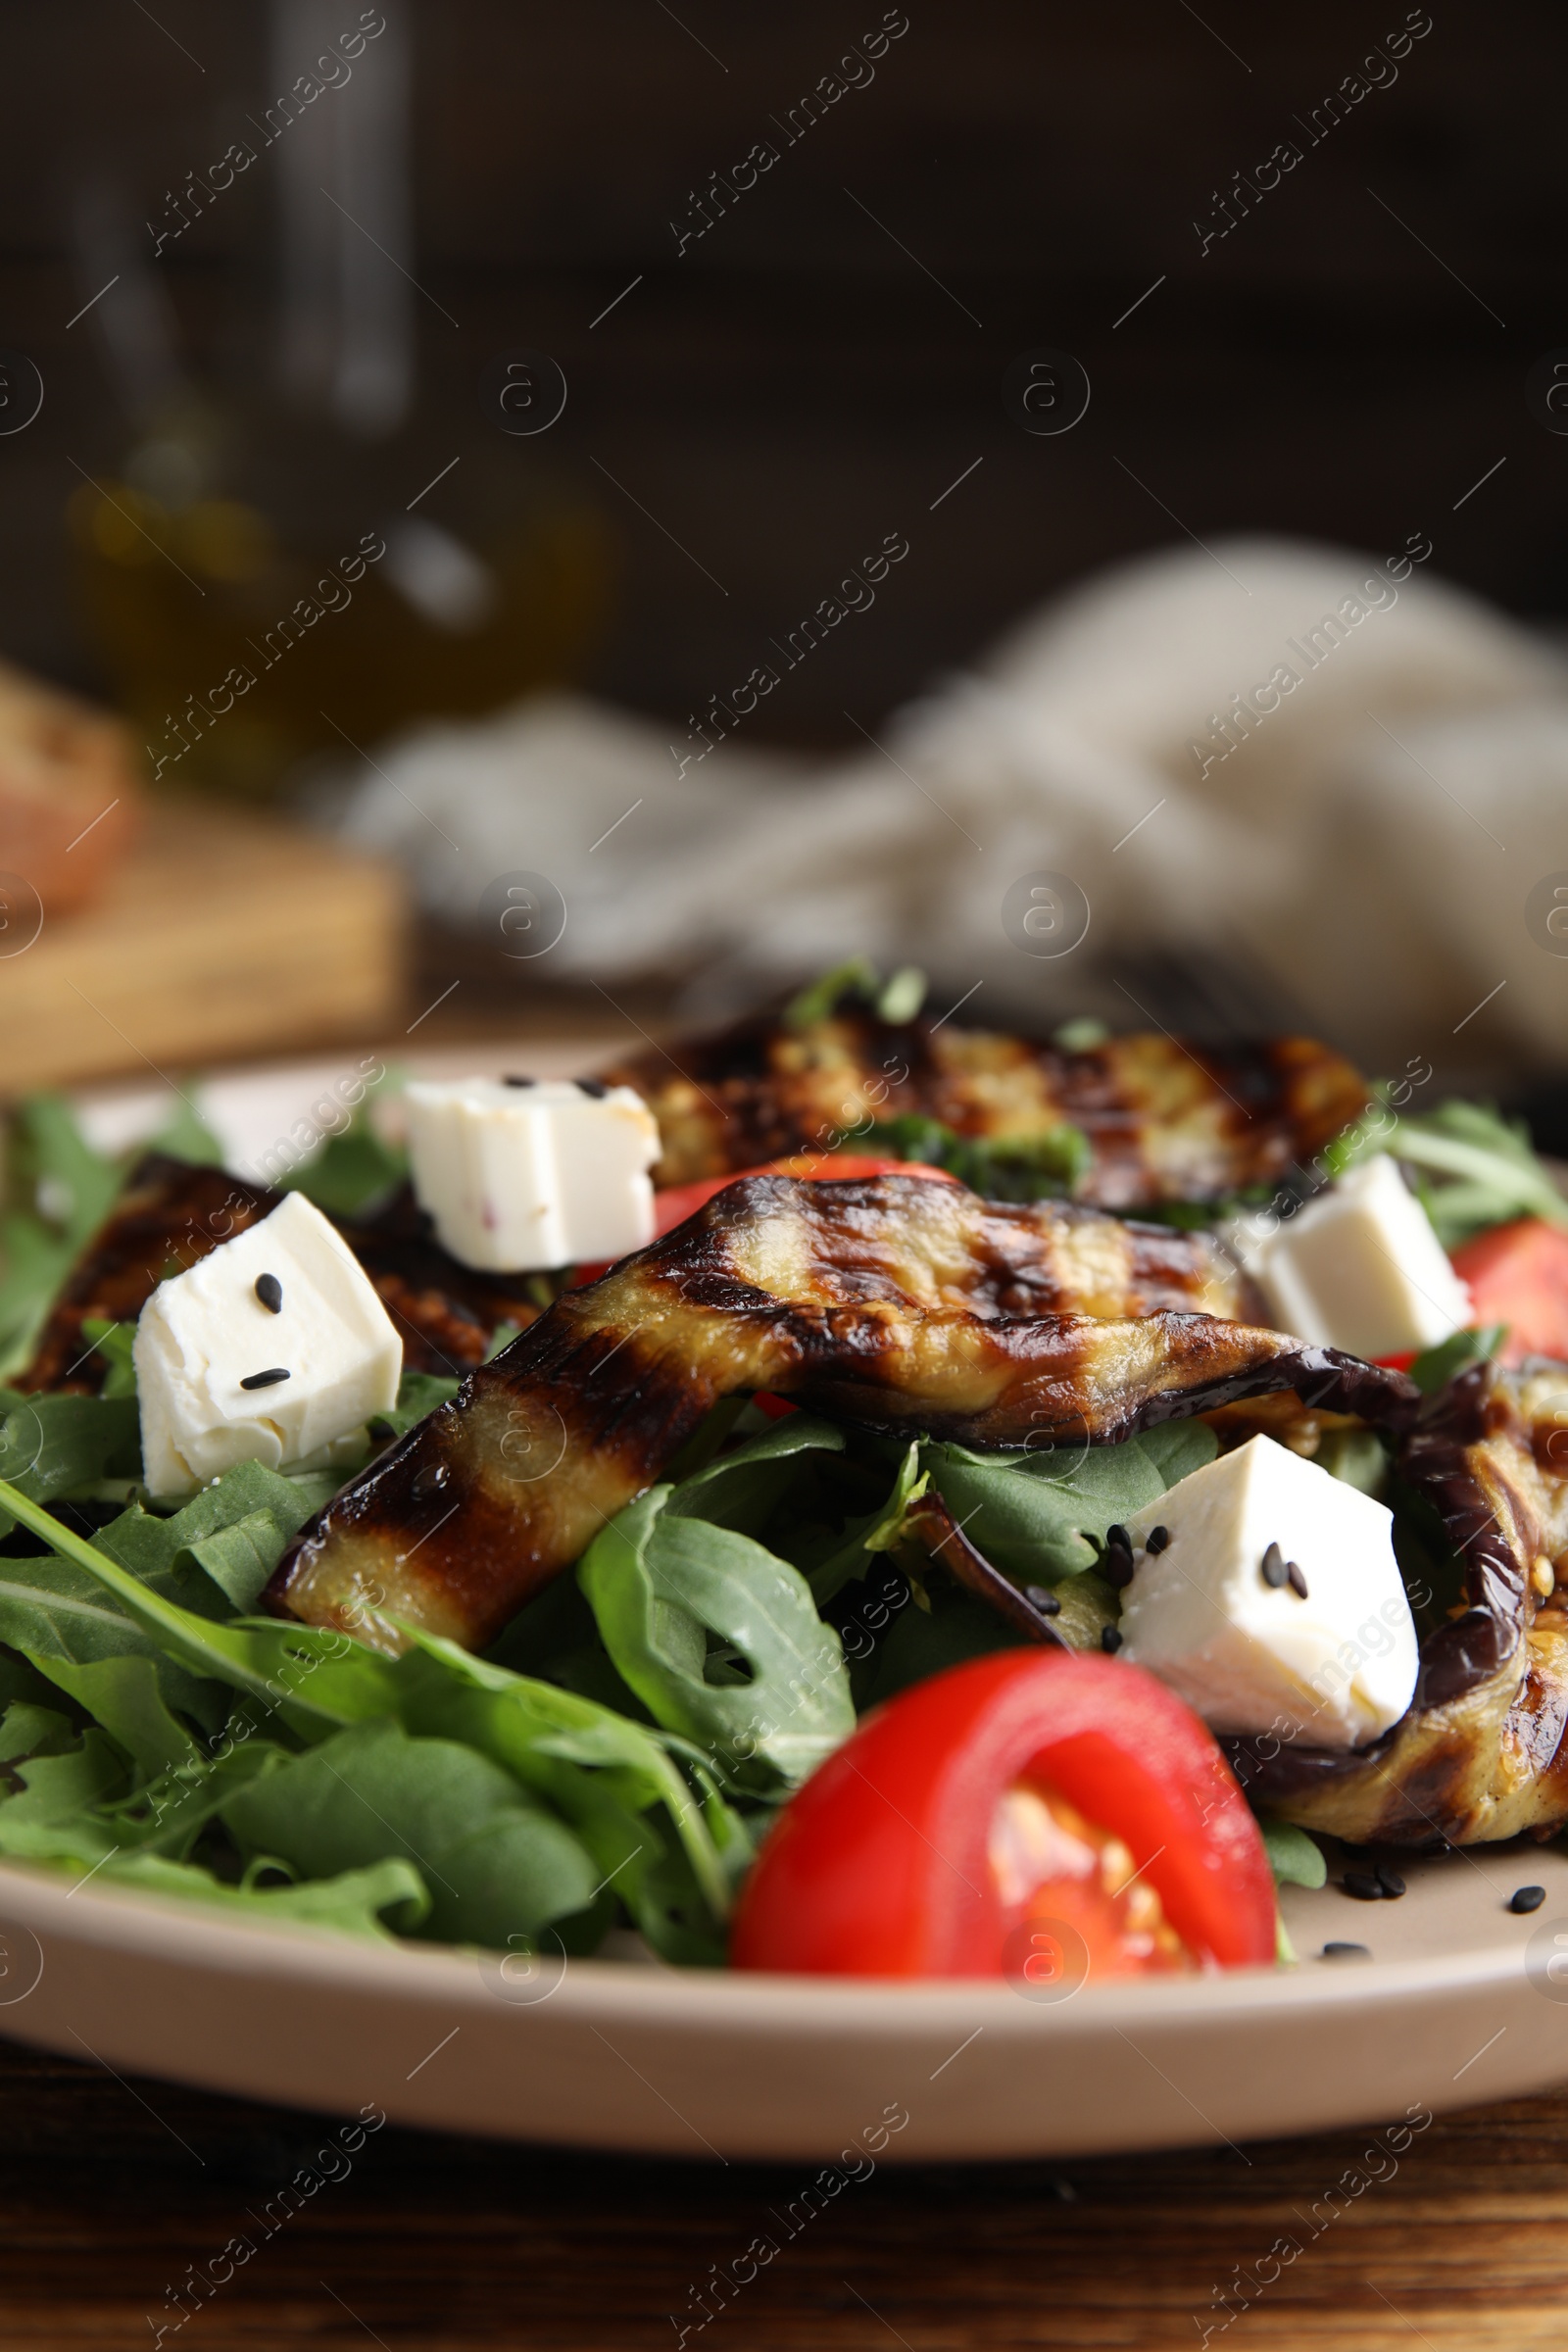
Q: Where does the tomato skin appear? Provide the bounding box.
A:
[730,1650,1276,1978]
[1450,1217,1568,1364]
[750,1393,798,1421]
[651,1153,958,1239]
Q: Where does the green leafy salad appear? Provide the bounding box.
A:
[0,1067,1555,1968]
[0,1092,1252,1960]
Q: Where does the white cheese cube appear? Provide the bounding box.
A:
[1251,1154,1471,1358]
[134,1191,402,1497]
[1118,1434,1418,1748]
[404,1076,660,1273]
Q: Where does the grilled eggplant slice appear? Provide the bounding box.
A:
[20,1156,542,1393]
[1231,1359,1568,1845]
[21,1155,276,1394]
[600,1008,1368,1211]
[337,1184,546,1374]
[265,1174,1409,1654]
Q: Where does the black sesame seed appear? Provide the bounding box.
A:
[502,1074,536,1088]
[1343,1870,1385,1902]
[1101,1544,1136,1591]
[1260,1542,1289,1589]
[1145,1525,1170,1554]
[254,1272,283,1314]
[1101,1623,1123,1654]
[1322,1941,1371,1960]
[410,1464,451,1502]
[1286,1559,1309,1600]
[575,1077,610,1099]
[1510,1885,1546,1914]
[1024,1585,1061,1617]
[1374,1864,1406,1899]
[239,1368,290,1391]
[1105,1524,1131,1554]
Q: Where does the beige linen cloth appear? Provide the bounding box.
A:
[333,536,1568,1070]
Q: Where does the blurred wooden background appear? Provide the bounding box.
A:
[0,0,1562,745]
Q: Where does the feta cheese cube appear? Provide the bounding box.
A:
[1117,1434,1418,1748]
[1250,1154,1471,1358]
[134,1190,402,1496]
[404,1076,660,1273]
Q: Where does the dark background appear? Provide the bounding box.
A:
[1,0,1561,747]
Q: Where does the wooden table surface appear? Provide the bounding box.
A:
[2,2034,1564,2350]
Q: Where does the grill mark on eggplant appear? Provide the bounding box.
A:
[601,1010,1369,1209]
[20,1159,543,1393]
[264,1174,1412,1655]
[1223,1362,1568,1845]
[20,1155,277,1394]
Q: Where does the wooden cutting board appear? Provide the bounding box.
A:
[0,797,407,1092]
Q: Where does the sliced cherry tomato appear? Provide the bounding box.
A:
[730,1650,1276,1979]
[651,1152,958,1239]
[1374,1352,1418,1373]
[569,1155,959,1286]
[1449,1217,1568,1365]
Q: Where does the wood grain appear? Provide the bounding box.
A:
[0,2032,1563,2349]
[0,799,407,1091]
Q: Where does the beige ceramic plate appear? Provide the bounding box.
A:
[1,1845,1567,2160]
[5,1055,1566,2159]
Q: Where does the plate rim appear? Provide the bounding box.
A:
[0,1856,1546,2031]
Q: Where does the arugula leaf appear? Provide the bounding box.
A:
[220,1718,604,1950]
[79,1318,138,1398]
[0,1772,424,1939]
[0,1390,142,1536]
[0,1549,227,1737]
[0,1099,122,1381]
[797,1440,927,1607]
[0,1699,78,1762]
[0,1727,126,1829]
[281,1091,408,1218]
[782,958,928,1029]
[921,1423,1218,1587]
[783,956,881,1030]
[1359,1099,1568,1250]
[147,1098,225,1167]
[0,1474,741,1952]
[1408,1323,1507,1396]
[1137,1421,1222,1488]
[102,1852,427,1937]
[1259,1817,1327,1891]
[368,1370,463,1441]
[389,1634,737,1928]
[0,1477,401,1736]
[866,1594,1031,1706]
[1313,1426,1389,1495]
[665,1414,846,1538]
[24,1653,200,1777]
[1053,1017,1110,1053]
[578,1488,855,1789]
[99,1458,326,1614]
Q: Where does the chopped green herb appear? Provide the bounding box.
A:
[865,1112,1092,1202]
[1348,1097,1568,1250]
